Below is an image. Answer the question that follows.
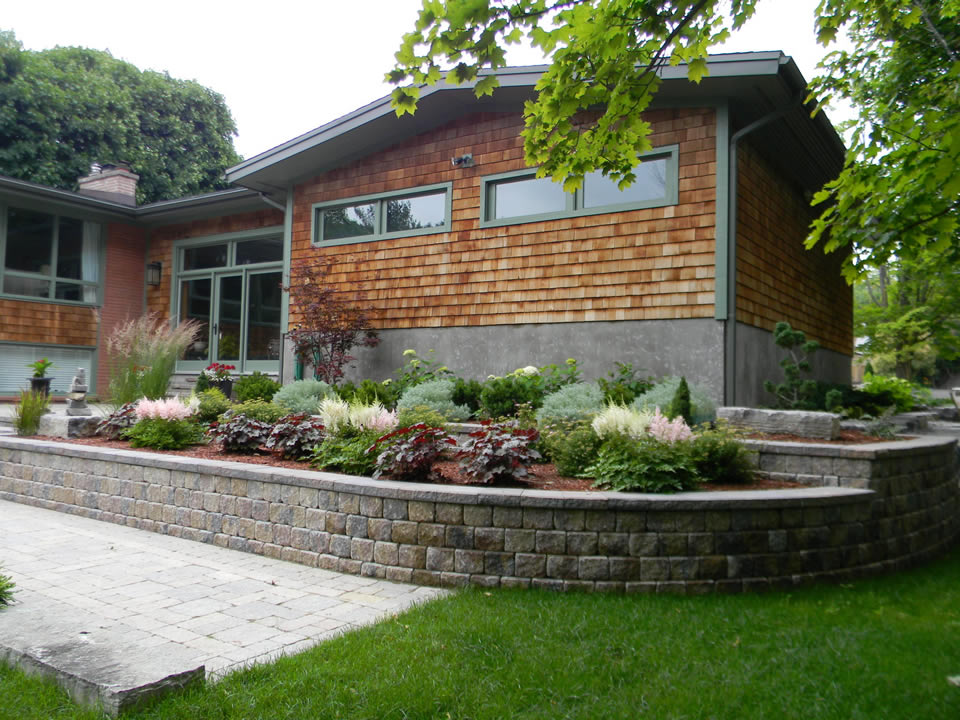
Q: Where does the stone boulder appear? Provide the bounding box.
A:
[717,407,840,440]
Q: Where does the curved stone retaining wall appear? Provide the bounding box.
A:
[0,436,957,593]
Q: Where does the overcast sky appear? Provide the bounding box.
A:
[3,0,850,160]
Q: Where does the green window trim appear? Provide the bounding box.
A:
[0,205,104,306]
[311,182,453,248]
[479,145,679,229]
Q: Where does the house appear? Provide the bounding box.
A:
[0,52,851,406]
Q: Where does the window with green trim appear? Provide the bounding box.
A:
[0,206,101,304]
[313,183,452,247]
[480,146,679,227]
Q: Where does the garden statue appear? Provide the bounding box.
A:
[65,368,92,416]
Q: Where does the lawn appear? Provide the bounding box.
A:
[3,546,960,720]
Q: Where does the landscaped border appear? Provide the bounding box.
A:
[1,435,957,593]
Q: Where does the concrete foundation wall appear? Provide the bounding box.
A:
[734,322,852,407]
[288,318,727,405]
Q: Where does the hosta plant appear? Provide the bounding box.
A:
[265,414,326,460]
[208,414,273,453]
[369,423,457,482]
[455,421,541,485]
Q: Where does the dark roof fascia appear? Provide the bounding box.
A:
[0,175,137,222]
[134,188,271,226]
[0,176,275,227]
[225,52,808,190]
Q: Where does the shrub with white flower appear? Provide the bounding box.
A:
[592,405,655,440]
[647,408,693,444]
[134,397,194,421]
[318,397,351,436]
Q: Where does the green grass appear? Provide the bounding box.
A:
[5,547,960,719]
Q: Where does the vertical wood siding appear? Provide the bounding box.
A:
[291,109,717,329]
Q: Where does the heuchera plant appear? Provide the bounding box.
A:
[207,414,272,453]
[369,423,457,482]
[95,402,138,439]
[265,413,326,460]
[455,421,541,485]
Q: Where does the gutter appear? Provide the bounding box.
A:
[723,90,804,405]
[257,192,286,212]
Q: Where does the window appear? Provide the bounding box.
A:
[313,183,452,247]
[0,206,101,304]
[480,146,678,227]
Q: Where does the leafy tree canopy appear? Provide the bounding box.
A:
[0,30,240,204]
[388,1,960,274]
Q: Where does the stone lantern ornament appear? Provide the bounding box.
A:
[65,368,93,416]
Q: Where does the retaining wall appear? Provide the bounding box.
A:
[1,436,957,593]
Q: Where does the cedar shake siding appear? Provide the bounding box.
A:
[735,141,852,355]
[290,109,718,331]
[0,299,98,347]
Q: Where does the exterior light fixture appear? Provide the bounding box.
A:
[146,261,162,286]
[451,154,474,168]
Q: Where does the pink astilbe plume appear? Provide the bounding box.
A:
[135,397,193,421]
[648,408,693,444]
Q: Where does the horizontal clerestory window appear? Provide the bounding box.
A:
[0,206,102,304]
[312,183,452,247]
[480,145,679,227]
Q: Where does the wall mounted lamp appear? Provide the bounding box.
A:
[451,153,475,168]
[146,261,162,286]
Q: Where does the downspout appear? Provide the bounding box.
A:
[723,91,804,405]
[257,192,286,212]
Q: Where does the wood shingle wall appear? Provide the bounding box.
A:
[291,109,717,329]
[735,142,852,354]
[0,299,97,347]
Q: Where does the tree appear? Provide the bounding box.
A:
[806,1,960,274]
[854,253,960,380]
[388,1,758,192]
[284,257,380,385]
[0,31,240,204]
[389,1,960,270]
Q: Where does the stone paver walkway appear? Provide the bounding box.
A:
[0,499,445,678]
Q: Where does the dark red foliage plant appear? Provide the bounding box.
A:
[284,256,380,385]
[265,413,326,460]
[455,421,541,485]
[369,423,457,482]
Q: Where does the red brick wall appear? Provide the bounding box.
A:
[291,109,717,329]
[96,223,147,393]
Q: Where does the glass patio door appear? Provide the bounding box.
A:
[214,274,243,363]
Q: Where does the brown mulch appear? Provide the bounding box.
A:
[23,434,809,492]
[745,429,902,444]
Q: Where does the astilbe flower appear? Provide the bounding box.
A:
[135,397,193,421]
[647,408,693,444]
[350,403,398,433]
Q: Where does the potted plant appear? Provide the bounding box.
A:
[27,358,54,397]
[202,362,236,398]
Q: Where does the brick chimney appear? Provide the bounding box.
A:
[77,163,139,206]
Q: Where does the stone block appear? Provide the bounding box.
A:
[535,530,566,555]
[445,525,474,549]
[608,557,642,581]
[553,510,585,531]
[408,501,435,522]
[426,547,455,572]
[455,549,485,574]
[566,532,599,556]
[629,533,660,557]
[718,407,840,439]
[345,514,368,538]
[326,512,347,534]
[597,532,629,556]
[351,537,375,562]
[391,520,418,544]
[359,495,382,517]
[493,506,523,528]
[368,518,393,541]
[386,566,414,583]
[546,555,579,579]
[436,503,463,525]
[338,493,360,514]
[399,544,426,569]
[484,552,514,576]
[463,505,493,526]
[373,541,399,565]
[330,534,352,558]
[383,498,408,520]
[474,527,505,551]
[523,508,553,529]
[579,556,610,581]
[418,523,445,547]
[504,528,536,553]
[584,510,616,532]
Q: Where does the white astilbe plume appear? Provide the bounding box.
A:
[134,397,193,421]
[349,402,398,433]
[318,397,351,436]
[591,405,655,440]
